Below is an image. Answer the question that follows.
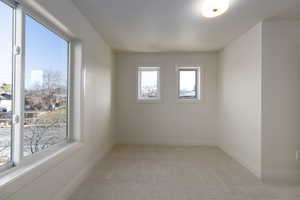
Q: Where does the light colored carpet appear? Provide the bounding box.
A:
[69,145,300,200]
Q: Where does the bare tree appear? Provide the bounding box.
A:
[42,70,65,110]
[0,83,11,94]
[23,70,67,155]
[24,109,66,154]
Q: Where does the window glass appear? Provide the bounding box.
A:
[178,69,198,99]
[24,15,69,156]
[0,0,13,167]
[138,68,159,100]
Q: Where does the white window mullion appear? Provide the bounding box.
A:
[12,5,25,166]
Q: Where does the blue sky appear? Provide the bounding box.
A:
[0,0,68,89]
[0,1,13,85]
[25,15,68,88]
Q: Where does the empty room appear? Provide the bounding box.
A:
[0,0,300,199]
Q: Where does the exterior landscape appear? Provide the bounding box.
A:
[0,83,12,166]
[0,70,67,166]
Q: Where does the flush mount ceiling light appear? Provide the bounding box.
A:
[201,0,230,18]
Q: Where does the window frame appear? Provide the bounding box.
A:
[1,0,17,7]
[176,66,201,102]
[0,0,76,174]
[137,66,161,102]
[23,13,72,157]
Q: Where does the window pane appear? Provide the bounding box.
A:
[179,70,197,99]
[0,1,13,167]
[24,16,69,156]
[140,70,159,99]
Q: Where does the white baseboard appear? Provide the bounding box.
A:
[53,142,115,200]
[117,137,217,146]
[219,145,261,178]
[262,169,300,184]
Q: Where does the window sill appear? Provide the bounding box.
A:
[136,99,161,104]
[0,142,83,198]
[176,99,201,104]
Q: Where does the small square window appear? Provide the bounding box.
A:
[177,67,200,100]
[137,67,160,100]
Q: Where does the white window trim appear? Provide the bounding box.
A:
[136,66,161,103]
[0,0,83,177]
[176,66,202,103]
[1,0,17,7]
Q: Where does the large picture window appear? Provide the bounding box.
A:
[24,15,69,156]
[0,0,72,173]
[0,0,14,168]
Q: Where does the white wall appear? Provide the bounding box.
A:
[0,0,115,199]
[116,52,218,146]
[218,24,262,177]
[261,20,300,182]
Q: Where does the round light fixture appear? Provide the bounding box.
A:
[201,0,230,18]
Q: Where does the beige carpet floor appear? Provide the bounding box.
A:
[69,145,300,200]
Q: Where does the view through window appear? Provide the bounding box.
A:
[23,16,69,156]
[0,0,72,172]
[0,0,13,167]
[178,69,199,99]
[138,67,160,100]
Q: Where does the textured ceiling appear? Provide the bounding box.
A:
[72,0,300,52]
